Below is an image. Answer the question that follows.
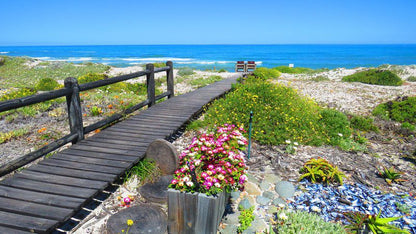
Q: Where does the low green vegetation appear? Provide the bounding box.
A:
[274,209,347,234]
[350,115,379,132]
[0,56,110,88]
[299,158,346,185]
[189,75,223,88]
[252,67,281,80]
[310,75,330,82]
[273,66,329,74]
[378,166,406,185]
[123,159,161,184]
[189,78,365,152]
[0,128,29,144]
[344,211,409,234]
[407,76,416,82]
[373,96,416,123]
[177,67,194,76]
[342,69,403,86]
[237,206,255,233]
[35,77,61,91]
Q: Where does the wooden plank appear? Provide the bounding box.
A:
[82,137,150,147]
[0,177,98,199]
[0,225,34,234]
[69,144,138,156]
[39,158,124,175]
[51,153,131,168]
[0,210,59,234]
[15,170,108,190]
[27,164,117,182]
[86,134,155,144]
[79,140,147,151]
[118,120,182,128]
[59,149,139,162]
[0,185,84,209]
[0,196,74,221]
[98,130,169,139]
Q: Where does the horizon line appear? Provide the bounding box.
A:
[1,43,416,47]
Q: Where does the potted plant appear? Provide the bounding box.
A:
[167,124,248,233]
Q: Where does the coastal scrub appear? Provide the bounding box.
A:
[342,69,403,86]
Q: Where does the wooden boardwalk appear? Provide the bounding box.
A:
[0,76,238,233]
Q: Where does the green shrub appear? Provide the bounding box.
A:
[407,76,416,82]
[237,206,255,233]
[401,122,415,131]
[218,68,227,73]
[0,57,5,66]
[153,62,167,68]
[35,77,61,91]
[342,69,403,86]
[275,210,347,234]
[77,72,108,84]
[177,67,194,76]
[252,67,281,80]
[373,96,416,123]
[319,109,352,145]
[0,88,36,101]
[273,66,314,74]
[189,75,223,88]
[350,116,379,132]
[191,78,326,146]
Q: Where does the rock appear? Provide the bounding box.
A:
[243,216,268,234]
[267,206,278,214]
[259,181,271,191]
[256,196,271,206]
[245,182,262,196]
[273,197,286,206]
[263,173,281,184]
[262,191,275,199]
[275,181,296,199]
[247,173,260,184]
[239,198,253,210]
[145,139,179,175]
[230,191,241,201]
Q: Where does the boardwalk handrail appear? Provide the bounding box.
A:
[0,61,174,177]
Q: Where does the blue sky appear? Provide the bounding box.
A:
[1,0,415,45]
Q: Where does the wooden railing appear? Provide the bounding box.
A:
[0,61,174,176]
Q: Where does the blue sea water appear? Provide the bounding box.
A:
[0,44,415,71]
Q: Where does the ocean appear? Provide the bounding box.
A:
[0,44,415,71]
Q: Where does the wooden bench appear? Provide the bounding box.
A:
[235,61,256,72]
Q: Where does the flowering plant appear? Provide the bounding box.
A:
[169,124,248,195]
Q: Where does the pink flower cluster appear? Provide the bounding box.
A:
[170,124,248,195]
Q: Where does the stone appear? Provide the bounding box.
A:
[275,181,296,199]
[246,173,260,184]
[262,191,275,200]
[145,139,179,175]
[106,204,167,234]
[243,216,268,234]
[267,206,278,214]
[259,181,271,191]
[230,191,241,201]
[273,197,286,206]
[263,173,281,184]
[238,198,252,210]
[244,182,261,196]
[256,196,271,206]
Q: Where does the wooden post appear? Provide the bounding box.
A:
[146,63,156,107]
[64,77,84,144]
[166,61,174,98]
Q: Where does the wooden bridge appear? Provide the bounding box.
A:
[0,63,239,233]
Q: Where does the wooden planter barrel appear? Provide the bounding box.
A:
[167,189,229,234]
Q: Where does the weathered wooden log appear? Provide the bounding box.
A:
[64,77,84,144]
[106,204,167,234]
[167,189,229,234]
[166,61,174,98]
[139,175,173,203]
[146,64,156,107]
